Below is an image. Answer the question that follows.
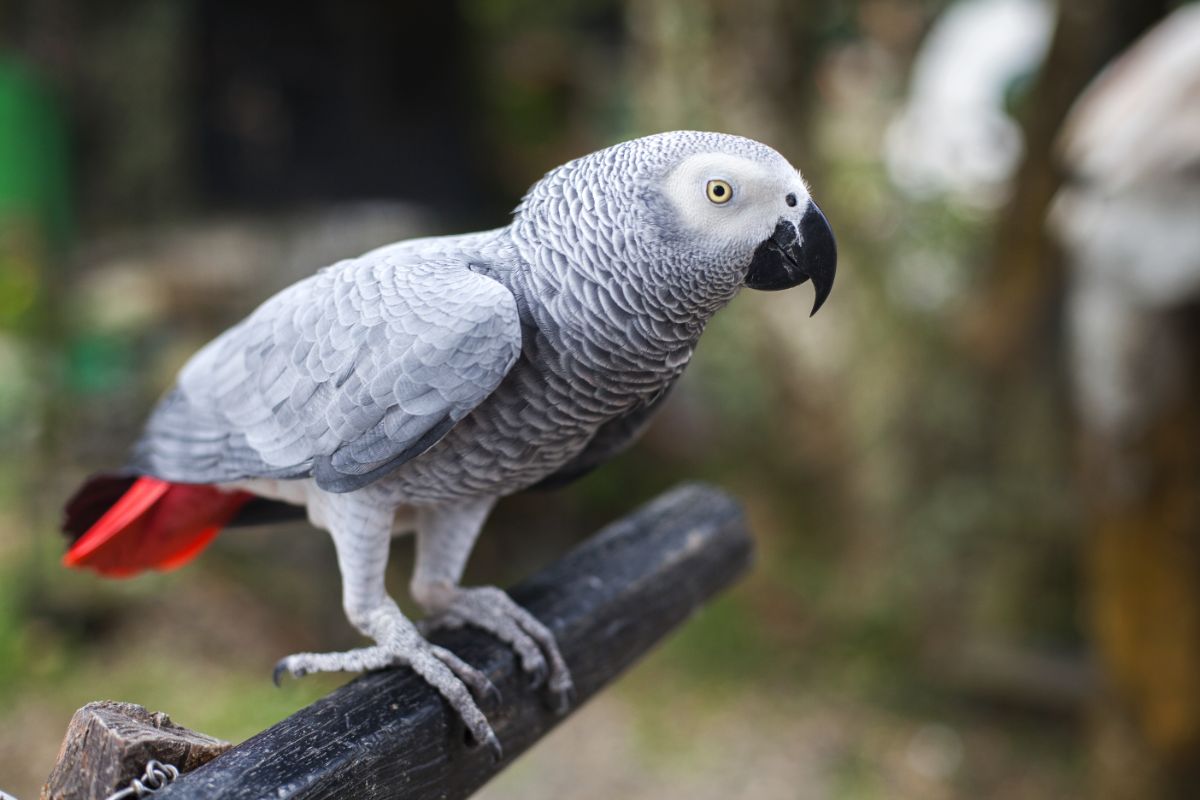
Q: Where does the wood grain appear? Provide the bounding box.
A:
[41,701,230,800]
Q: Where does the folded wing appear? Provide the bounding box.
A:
[131,252,522,492]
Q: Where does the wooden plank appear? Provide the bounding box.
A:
[157,482,753,800]
[40,701,230,800]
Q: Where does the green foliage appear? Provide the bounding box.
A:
[0,59,71,248]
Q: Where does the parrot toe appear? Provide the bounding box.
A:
[270,612,501,756]
[429,644,502,708]
[419,585,575,715]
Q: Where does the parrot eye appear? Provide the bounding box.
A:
[705,179,733,204]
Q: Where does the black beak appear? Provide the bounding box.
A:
[744,202,837,315]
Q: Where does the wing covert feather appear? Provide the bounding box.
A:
[132,253,521,491]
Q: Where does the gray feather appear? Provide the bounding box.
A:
[531,383,677,491]
[131,250,521,491]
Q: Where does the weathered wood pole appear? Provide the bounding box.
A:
[40,702,230,800]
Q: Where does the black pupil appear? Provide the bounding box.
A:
[713,184,725,196]
[785,193,797,207]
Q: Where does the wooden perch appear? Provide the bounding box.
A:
[140,482,752,799]
[41,701,230,800]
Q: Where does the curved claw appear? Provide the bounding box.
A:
[550,682,575,715]
[273,659,304,687]
[430,644,502,708]
[481,677,502,707]
[474,730,503,763]
[526,660,548,689]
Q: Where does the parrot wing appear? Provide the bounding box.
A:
[130,251,522,493]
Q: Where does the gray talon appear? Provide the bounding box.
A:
[479,676,502,707]
[272,611,496,750]
[479,730,503,763]
[429,644,501,707]
[420,586,574,705]
[550,684,575,715]
[467,671,502,706]
[527,662,548,689]
[273,659,306,686]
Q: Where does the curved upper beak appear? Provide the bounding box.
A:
[744,202,838,315]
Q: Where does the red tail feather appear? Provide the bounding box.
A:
[63,477,251,577]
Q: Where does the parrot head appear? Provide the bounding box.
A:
[652,134,838,315]
[515,131,837,320]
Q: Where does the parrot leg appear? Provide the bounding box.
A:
[273,495,501,759]
[411,501,576,714]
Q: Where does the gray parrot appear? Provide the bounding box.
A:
[63,130,837,755]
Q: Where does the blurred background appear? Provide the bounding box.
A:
[2,0,1199,797]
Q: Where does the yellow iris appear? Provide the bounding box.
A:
[706,179,733,204]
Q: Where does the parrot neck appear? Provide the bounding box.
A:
[500,225,719,403]
[507,218,731,336]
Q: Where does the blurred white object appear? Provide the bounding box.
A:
[885,0,1054,207]
[1051,3,1200,440]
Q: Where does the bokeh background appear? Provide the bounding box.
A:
[2,0,1199,797]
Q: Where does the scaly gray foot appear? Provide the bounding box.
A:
[421,586,575,713]
[273,612,502,760]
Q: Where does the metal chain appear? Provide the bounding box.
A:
[104,759,180,800]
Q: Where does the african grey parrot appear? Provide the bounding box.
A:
[62,131,837,756]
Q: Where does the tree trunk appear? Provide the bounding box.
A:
[1082,306,1200,799]
[962,0,1172,371]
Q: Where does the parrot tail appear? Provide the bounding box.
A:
[62,475,252,577]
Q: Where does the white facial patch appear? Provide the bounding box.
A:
[663,152,810,249]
